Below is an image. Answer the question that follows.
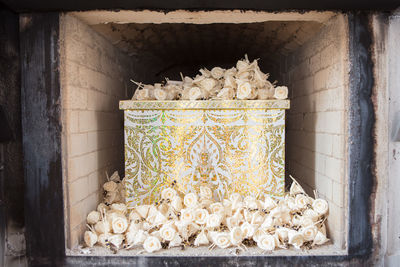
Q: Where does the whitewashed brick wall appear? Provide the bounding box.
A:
[60,14,132,248]
[281,15,349,249]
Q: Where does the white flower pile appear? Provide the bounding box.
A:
[131,55,288,101]
[83,175,329,253]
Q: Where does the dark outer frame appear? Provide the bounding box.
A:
[20,11,375,266]
[2,0,400,12]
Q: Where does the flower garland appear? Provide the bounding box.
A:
[131,55,288,101]
[83,173,329,253]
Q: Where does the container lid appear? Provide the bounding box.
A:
[119,100,290,110]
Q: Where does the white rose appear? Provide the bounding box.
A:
[133,88,152,100]
[244,196,259,210]
[226,216,240,230]
[97,203,109,213]
[320,223,327,236]
[301,226,318,242]
[257,234,276,251]
[165,85,180,100]
[194,230,209,246]
[169,234,183,248]
[184,193,199,208]
[128,211,141,223]
[263,195,277,211]
[288,230,304,249]
[210,202,225,215]
[236,81,252,100]
[158,203,169,215]
[211,67,225,79]
[291,214,302,226]
[111,203,127,214]
[200,78,217,92]
[223,199,233,217]
[286,195,298,211]
[223,76,236,88]
[87,211,101,224]
[257,88,274,100]
[275,227,289,242]
[230,226,244,246]
[237,71,251,80]
[133,229,148,245]
[143,236,162,253]
[145,205,159,222]
[251,211,265,225]
[103,181,118,192]
[217,87,235,100]
[127,222,141,233]
[188,87,206,100]
[199,68,211,78]
[84,231,97,247]
[229,193,242,203]
[236,60,249,71]
[273,86,289,100]
[253,229,266,243]
[260,216,275,232]
[188,223,200,236]
[241,222,256,238]
[112,216,128,234]
[303,209,320,222]
[243,209,252,223]
[200,199,213,209]
[199,186,213,200]
[94,220,110,234]
[313,231,329,245]
[161,188,177,201]
[175,220,189,240]
[295,194,311,210]
[108,234,124,248]
[152,211,167,226]
[171,196,183,211]
[206,213,222,228]
[153,88,167,100]
[97,233,110,247]
[104,191,119,205]
[231,200,244,211]
[253,67,267,84]
[109,171,120,182]
[289,180,305,196]
[312,199,329,215]
[270,205,291,224]
[194,208,209,225]
[181,87,192,100]
[142,222,152,231]
[224,67,237,79]
[301,216,314,228]
[160,223,176,241]
[135,205,151,218]
[192,74,205,84]
[214,233,231,249]
[125,231,136,246]
[180,208,194,224]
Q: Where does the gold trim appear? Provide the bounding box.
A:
[119,100,290,110]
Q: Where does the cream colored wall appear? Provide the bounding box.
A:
[282,15,349,249]
[60,14,132,248]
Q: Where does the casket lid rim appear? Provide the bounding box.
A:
[119,99,290,110]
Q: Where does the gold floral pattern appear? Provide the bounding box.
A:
[121,100,289,206]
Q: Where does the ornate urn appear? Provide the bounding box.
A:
[120,100,290,206]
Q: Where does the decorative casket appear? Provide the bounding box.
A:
[120,100,290,206]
